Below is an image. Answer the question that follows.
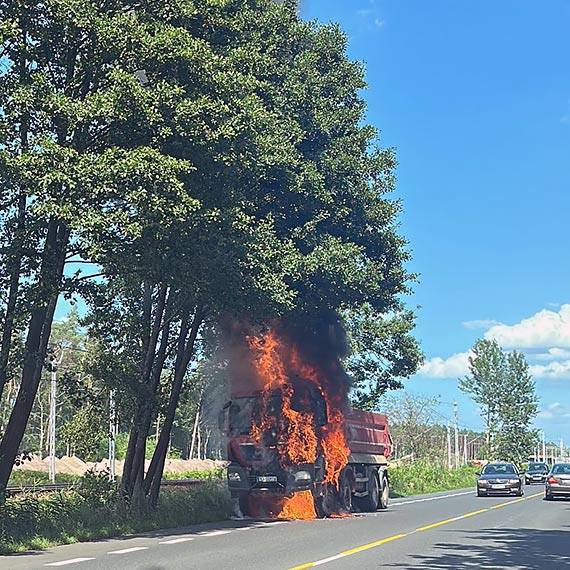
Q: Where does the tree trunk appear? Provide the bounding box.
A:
[120,284,169,498]
[145,305,203,503]
[0,220,69,491]
[0,193,26,401]
[0,18,30,401]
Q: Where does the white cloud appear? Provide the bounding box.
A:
[538,401,570,420]
[461,319,503,330]
[530,360,570,380]
[484,304,570,349]
[356,0,384,31]
[534,348,570,361]
[419,351,471,379]
[420,304,570,382]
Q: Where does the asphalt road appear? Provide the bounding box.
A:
[3,485,569,570]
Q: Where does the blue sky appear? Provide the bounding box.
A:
[301,0,570,444]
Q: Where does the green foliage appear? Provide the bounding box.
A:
[8,470,78,486]
[162,469,225,480]
[347,305,424,410]
[378,392,444,459]
[494,351,539,462]
[1,0,420,494]
[459,339,507,441]
[59,405,107,461]
[389,461,479,497]
[459,339,539,461]
[0,476,231,554]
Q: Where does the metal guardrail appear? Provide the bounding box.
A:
[5,478,209,495]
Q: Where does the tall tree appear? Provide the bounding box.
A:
[379,392,442,459]
[0,0,421,496]
[459,339,507,454]
[0,0,227,490]
[495,350,539,462]
[346,304,423,410]
[460,339,539,460]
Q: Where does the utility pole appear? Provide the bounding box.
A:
[48,356,57,483]
[109,390,117,482]
[463,434,468,464]
[542,431,546,462]
[48,347,64,483]
[453,401,459,468]
[561,438,565,461]
[446,421,452,469]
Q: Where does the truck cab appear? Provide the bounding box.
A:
[221,382,391,517]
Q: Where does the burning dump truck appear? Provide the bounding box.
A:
[220,322,392,519]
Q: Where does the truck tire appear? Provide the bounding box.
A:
[338,473,353,513]
[314,485,335,518]
[238,494,251,517]
[355,468,380,512]
[378,473,389,510]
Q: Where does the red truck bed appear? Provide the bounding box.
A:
[345,409,392,459]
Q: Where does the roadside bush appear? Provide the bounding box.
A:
[162,469,225,480]
[0,475,232,554]
[389,461,479,497]
[8,470,79,486]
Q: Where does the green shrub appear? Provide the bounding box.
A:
[162,469,225,480]
[0,474,232,554]
[8,470,79,486]
[389,461,479,497]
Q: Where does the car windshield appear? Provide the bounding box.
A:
[528,462,548,471]
[482,464,516,475]
[551,464,570,475]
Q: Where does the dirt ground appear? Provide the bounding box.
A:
[14,455,226,476]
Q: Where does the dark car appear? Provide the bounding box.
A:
[545,463,570,500]
[477,462,524,497]
[524,461,549,485]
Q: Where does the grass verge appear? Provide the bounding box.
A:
[389,461,479,497]
[0,472,232,554]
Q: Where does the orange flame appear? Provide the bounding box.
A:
[277,491,317,520]
[247,327,350,518]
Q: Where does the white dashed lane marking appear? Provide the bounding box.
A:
[108,546,149,554]
[198,530,232,537]
[159,537,195,544]
[45,559,95,566]
[391,490,473,505]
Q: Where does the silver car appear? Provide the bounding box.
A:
[544,463,570,500]
[477,462,523,497]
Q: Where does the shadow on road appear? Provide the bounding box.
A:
[391,526,570,569]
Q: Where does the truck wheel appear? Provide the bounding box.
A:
[314,485,335,518]
[378,474,389,510]
[238,494,251,517]
[338,473,353,513]
[355,469,380,512]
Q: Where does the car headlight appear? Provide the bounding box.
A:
[509,479,519,484]
[228,472,242,482]
[478,480,488,486]
[294,470,312,482]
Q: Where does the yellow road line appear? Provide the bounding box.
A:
[458,508,488,519]
[490,492,542,509]
[416,518,458,532]
[286,491,543,570]
[340,533,407,555]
